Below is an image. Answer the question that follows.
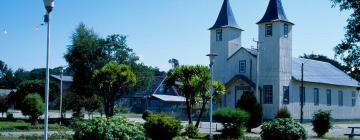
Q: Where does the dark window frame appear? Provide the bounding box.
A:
[265,24,272,37]
[263,85,273,104]
[338,91,343,106]
[216,29,223,41]
[283,86,290,104]
[352,91,357,107]
[239,60,246,73]
[326,89,332,106]
[314,88,319,106]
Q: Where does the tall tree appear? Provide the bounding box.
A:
[92,62,136,117]
[0,95,8,117]
[168,58,179,69]
[330,0,360,81]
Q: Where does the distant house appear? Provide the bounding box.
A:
[50,75,73,93]
[0,89,16,97]
[117,75,186,115]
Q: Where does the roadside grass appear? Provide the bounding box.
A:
[0,121,70,132]
[335,120,360,124]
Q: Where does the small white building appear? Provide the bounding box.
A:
[210,0,360,120]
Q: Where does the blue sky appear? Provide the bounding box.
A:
[0,0,350,71]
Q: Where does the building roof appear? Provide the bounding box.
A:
[152,94,186,102]
[209,0,242,30]
[50,75,73,82]
[292,58,359,87]
[257,0,293,24]
[0,89,16,96]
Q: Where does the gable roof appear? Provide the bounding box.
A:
[152,94,186,102]
[209,0,242,30]
[257,0,293,24]
[292,58,359,87]
[51,75,73,82]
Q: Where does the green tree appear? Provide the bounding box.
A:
[0,95,9,117]
[10,80,59,109]
[21,93,44,126]
[92,62,136,117]
[13,69,30,86]
[236,91,263,132]
[331,0,360,81]
[168,58,179,68]
[84,94,102,119]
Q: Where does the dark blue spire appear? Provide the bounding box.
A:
[209,0,242,30]
[257,0,293,24]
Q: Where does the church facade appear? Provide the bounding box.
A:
[210,0,360,120]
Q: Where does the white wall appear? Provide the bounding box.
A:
[286,81,360,120]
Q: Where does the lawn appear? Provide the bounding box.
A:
[0,121,70,132]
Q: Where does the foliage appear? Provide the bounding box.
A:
[83,94,102,118]
[6,113,14,121]
[144,114,183,140]
[213,108,250,139]
[74,116,145,140]
[312,109,333,137]
[92,62,136,117]
[331,0,360,81]
[9,80,59,109]
[142,110,153,120]
[0,60,15,89]
[168,58,179,68]
[165,65,225,126]
[236,91,263,132]
[62,91,84,118]
[21,93,44,126]
[261,118,307,140]
[275,106,291,119]
[0,95,9,117]
[183,124,199,138]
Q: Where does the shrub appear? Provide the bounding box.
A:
[236,91,263,132]
[312,109,332,137]
[142,110,153,120]
[261,118,306,140]
[183,124,199,138]
[74,116,145,140]
[144,114,183,140]
[213,108,249,139]
[275,106,291,118]
[21,93,44,126]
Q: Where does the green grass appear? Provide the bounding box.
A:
[0,121,70,132]
[335,120,360,124]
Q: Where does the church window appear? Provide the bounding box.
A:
[283,86,289,104]
[216,29,222,41]
[239,60,246,73]
[314,88,319,106]
[300,87,306,105]
[263,85,273,104]
[265,24,272,37]
[338,91,343,106]
[326,89,331,106]
[352,91,357,107]
[284,24,289,38]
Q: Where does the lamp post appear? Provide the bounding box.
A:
[206,53,217,140]
[59,66,63,125]
[42,0,54,139]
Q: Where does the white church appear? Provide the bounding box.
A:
[210,0,360,120]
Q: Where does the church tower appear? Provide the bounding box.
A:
[210,0,243,83]
[257,0,294,118]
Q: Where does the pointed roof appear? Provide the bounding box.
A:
[257,0,293,24]
[209,0,242,30]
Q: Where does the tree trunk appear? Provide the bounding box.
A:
[247,128,252,133]
[109,100,115,117]
[195,100,207,128]
[185,98,192,125]
[104,101,110,117]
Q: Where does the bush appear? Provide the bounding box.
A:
[275,106,291,118]
[144,114,183,140]
[21,93,44,126]
[183,124,199,138]
[142,110,153,120]
[261,118,306,140]
[213,108,249,139]
[312,109,332,137]
[236,91,263,132]
[74,116,145,140]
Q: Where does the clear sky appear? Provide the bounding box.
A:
[0,0,350,71]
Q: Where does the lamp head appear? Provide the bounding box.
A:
[43,0,54,13]
[206,53,218,63]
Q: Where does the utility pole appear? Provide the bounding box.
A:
[253,39,261,103]
[300,63,304,123]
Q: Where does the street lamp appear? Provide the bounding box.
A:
[206,53,217,140]
[59,66,63,125]
[43,0,54,140]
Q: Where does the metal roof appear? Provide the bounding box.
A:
[292,58,359,87]
[152,94,186,102]
[257,0,293,24]
[50,75,73,82]
[209,0,242,30]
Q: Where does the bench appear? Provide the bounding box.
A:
[345,127,360,140]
